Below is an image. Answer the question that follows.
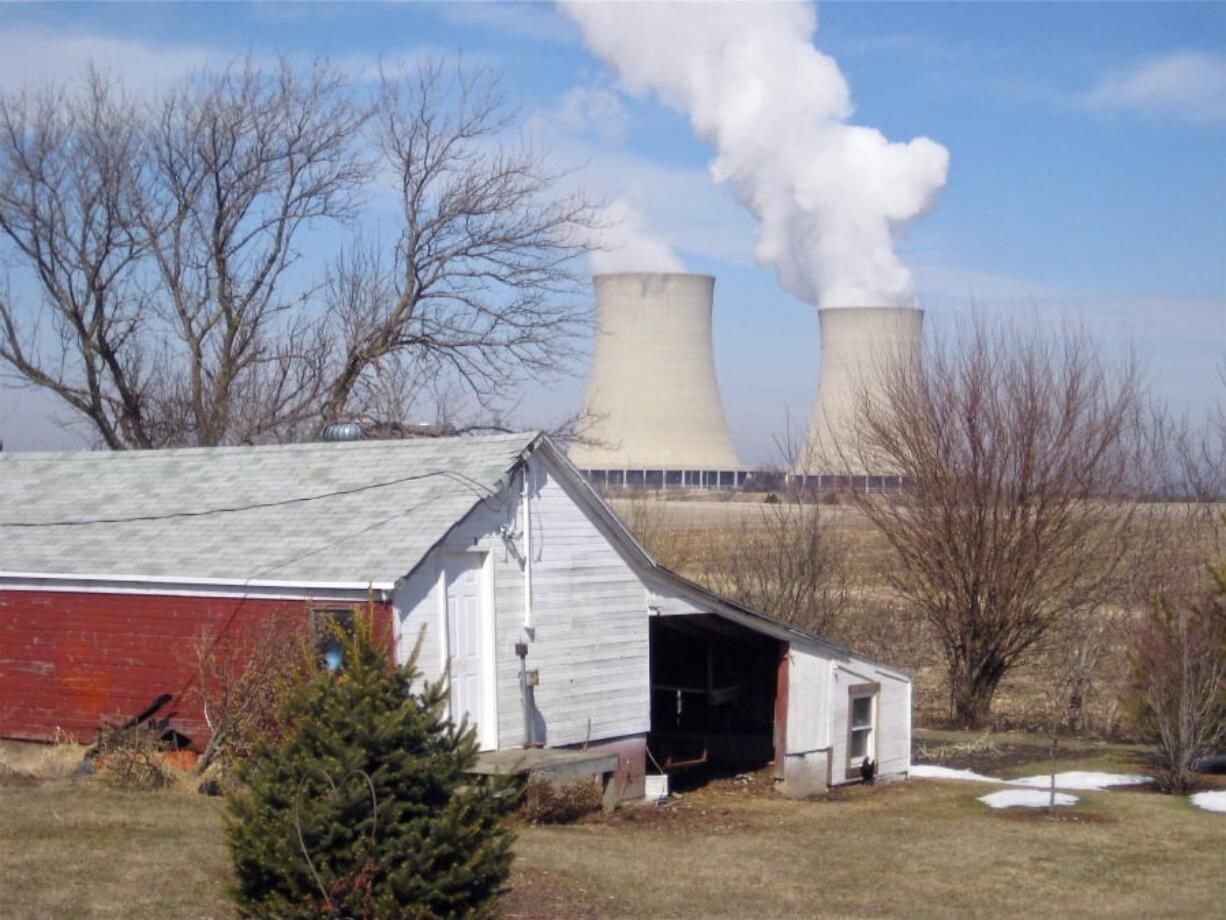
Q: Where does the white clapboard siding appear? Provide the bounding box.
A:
[874,668,912,778]
[786,648,831,755]
[828,657,912,784]
[396,451,651,751]
[645,577,712,616]
[514,455,650,747]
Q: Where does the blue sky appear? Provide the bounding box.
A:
[0,1,1222,463]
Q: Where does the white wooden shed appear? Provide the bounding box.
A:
[390,432,911,799]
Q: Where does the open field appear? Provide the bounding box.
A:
[610,493,1225,735]
[2,732,1223,919]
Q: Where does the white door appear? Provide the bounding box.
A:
[444,554,492,748]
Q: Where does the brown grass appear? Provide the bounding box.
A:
[0,737,91,781]
[508,776,1225,918]
[0,782,233,919]
[2,735,1223,919]
[614,495,1225,735]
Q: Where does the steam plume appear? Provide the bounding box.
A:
[589,197,686,275]
[561,1,948,308]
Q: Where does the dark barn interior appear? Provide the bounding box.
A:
[647,614,783,777]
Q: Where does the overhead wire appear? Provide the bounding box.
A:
[170,481,505,705]
[0,467,498,528]
[2,446,525,736]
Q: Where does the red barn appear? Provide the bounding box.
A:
[0,433,528,750]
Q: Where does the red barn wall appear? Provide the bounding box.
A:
[0,589,393,749]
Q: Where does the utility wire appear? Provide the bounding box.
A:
[0,467,496,529]
[170,488,464,705]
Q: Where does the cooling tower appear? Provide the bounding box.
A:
[801,306,923,474]
[568,273,740,472]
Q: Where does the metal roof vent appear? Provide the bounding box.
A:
[321,422,364,443]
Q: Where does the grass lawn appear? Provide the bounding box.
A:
[2,736,1224,919]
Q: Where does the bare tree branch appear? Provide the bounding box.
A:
[1,58,591,447]
[318,61,598,431]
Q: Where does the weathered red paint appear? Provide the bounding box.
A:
[773,642,789,780]
[563,733,648,802]
[0,589,393,749]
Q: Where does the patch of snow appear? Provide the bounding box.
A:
[909,764,1005,784]
[1190,790,1226,813]
[979,789,1078,810]
[912,764,1153,793]
[1010,771,1151,791]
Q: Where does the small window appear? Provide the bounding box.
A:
[844,682,880,779]
[849,695,873,760]
[309,606,357,672]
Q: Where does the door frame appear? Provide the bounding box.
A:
[436,550,498,751]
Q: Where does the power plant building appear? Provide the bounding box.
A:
[800,306,923,484]
[569,273,744,489]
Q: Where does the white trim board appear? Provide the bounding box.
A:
[0,571,393,602]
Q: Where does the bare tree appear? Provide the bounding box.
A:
[0,71,150,448]
[318,62,597,433]
[135,57,370,446]
[847,316,1145,728]
[0,59,596,447]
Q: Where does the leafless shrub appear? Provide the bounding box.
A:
[697,494,850,636]
[619,485,852,638]
[616,495,709,575]
[1119,566,1226,793]
[516,776,603,824]
[94,725,175,791]
[187,611,315,775]
[846,315,1147,728]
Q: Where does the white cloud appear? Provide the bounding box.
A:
[554,140,756,266]
[552,84,630,143]
[1085,51,1226,124]
[576,150,755,265]
[432,3,578,46]
[524,86,756,267]
[0,25,452,93]
[525,82,750,272]
[330,48,492,85]
[0,27,217,90]
[912,262,1065,304]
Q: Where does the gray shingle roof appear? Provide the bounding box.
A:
[0,432,538,587]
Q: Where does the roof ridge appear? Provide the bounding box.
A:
[0,429,541,461]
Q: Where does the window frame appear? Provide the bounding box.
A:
[844,681,880,780]
[308,604,359,671]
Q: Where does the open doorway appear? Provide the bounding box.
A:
[647,614,783,781]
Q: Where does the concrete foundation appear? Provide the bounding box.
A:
[781,749,831,799]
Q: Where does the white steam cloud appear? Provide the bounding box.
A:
[560,2,949,308]
[588,197,686,275]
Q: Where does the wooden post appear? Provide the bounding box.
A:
[773,643,789,780]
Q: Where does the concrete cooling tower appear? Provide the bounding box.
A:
[569,273,741,484]
[801,306,923,476]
